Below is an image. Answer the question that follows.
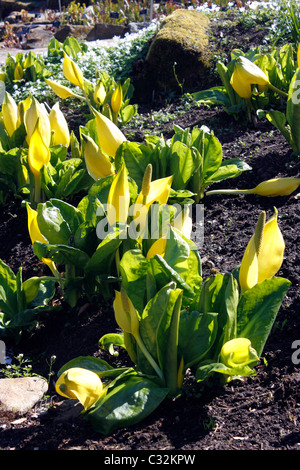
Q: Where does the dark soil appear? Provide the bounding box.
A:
[0,13,300,452]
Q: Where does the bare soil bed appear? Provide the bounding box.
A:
[0,13,299,453]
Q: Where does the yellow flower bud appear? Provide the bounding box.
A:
[82,134,114,180]
[220,338,259,368]
[2,92,19,136]
[111,83,123,114]
[45,78,78,100]
[55,367,103,410]
[248,177,300,197]
[256,207,285,284]
[14,63,24,81]
[94,108,127,157]
[177,356,185,389]
[135,175,173,209]
[23,52,34,69]
[239,208,285,292]
[17,96,32,128]
[24,97,51,146]
[26,202,57,274]
[141,164,153,199]
[26,202,47,245]
[173,206,192,239]
[113,289,140,337]
[107,164,130,226]
[230,56,270,99]
[28,119,50,177]
[49,102,70,147]
[146,237,167,258]
[63,52,84,90]
[94,80,106,105]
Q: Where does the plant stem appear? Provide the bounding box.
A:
[34,173,42,203]
[205,188,252,196]
[268,83,288,99]
[115,247,120,278]
[135,332,164,383]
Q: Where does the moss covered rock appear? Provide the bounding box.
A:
[145,9,211,93]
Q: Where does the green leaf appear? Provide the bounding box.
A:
[179,311,218,369]
[28,278,56,307]
[199,273,239,359]
[205,158,251,186]
[99,333,126,356]
[153,255,195,300]
[286,67,300,153]
[84,228,123,275]
[139,282,177,371]
[33,241,90,270]
[169,141,194,190]
[0,259,17,318]
[195,359,256,382]
[192,87,231,107]
[22,276,43,304]
[157,289,183,392]
[37,199,83,245]
[115,141,152,190]
[262,109,292,147]
[85,373,169,435]
[119,249,152,314]
[237,277,291,357]
[202,130,223,183]
[57,355,114,378]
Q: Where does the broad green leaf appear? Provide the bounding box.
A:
[85,374,169,435]
[99,333,126,356]
[195,359,256,382]
[33,241,90,270]
[205,158,251,186]
[37,199,83,245]
[0,259,17,318]
[119,249,152,314]
[216,61,237,106]
[153,255,195,300]
[192,87,231,107]
[169,141,194,190]
[179,311,218,369]
[119,104,137,125]
[115,141,152,190]
[57,355,114,378]
[199,273,238,359]
[84,228,123,275]
[237,277,291,357]
[22,276,43,304]
[202,130,223,183]
[263,109,292,147]
[139,282,177,369]
[156,288,183,392]
[28,278,56,307]
[286,68,300,152]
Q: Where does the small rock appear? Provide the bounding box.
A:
[0,376,48,416]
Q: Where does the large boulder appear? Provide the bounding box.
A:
[54,24,94,42]
[0,377,48,416]
[86,23,129,41]
[133,9,211,100]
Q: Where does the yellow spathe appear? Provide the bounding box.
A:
[49,102,70,147]
[55,367,103,410]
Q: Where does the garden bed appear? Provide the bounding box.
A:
[0,2,299,452]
